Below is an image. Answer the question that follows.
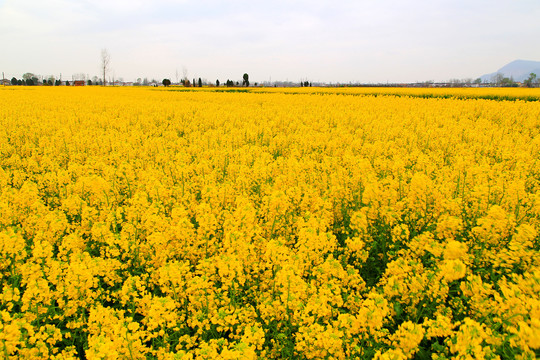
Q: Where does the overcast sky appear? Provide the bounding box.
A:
[1,0,539,83]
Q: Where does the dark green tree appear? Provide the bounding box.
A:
[501,77,517,87]
[11,77,17,85]
[25,78,34,86]
[216,79,220,87]
[162,78,171,87]
[243,73,249,87]
[198,78,202,87]
[87,80,93,86]
[65,80,70,86]
[17,80,22,85]
[524,73,537,87]
[22,73,35,81]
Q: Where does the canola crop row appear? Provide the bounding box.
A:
[0,86,539,359]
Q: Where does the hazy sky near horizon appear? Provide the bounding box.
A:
[1,0,539,83]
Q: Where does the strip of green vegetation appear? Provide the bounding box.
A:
[358,92,540,102]
[163,88,251,93]
[159,87,540,102]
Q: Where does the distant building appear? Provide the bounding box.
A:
[73,80,85,86]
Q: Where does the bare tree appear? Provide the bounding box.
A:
[73,73,86,81]
[491,73,504,86]
[182,66,188,84]
[101,49,111,86]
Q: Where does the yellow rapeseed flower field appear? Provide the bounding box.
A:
[0,86,539,359]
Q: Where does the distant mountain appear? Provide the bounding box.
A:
[479,59,540,83]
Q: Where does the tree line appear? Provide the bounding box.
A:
[8,77,101,86]
[162,73,255,88]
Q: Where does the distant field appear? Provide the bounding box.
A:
[166,85,540,102]
[0,86,539,359]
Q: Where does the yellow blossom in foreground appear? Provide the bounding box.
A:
[0,86,539,358]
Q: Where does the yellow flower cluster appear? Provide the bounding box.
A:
[0,86,539,359]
